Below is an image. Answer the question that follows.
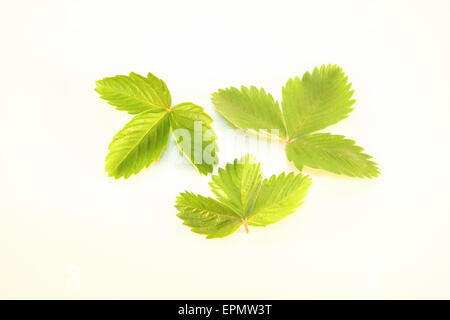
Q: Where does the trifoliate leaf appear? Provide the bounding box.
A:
[176,154,311,238]
[170,102,218,175]
[282,65,355,138]
[286,133,379,178]
[105,109,170,179]
[95,72,171,114]
[211,86,287,138]
[96,72,218,178]
[211,65,379,178]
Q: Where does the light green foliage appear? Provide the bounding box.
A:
[286,133,379,178]
[282,65,355,138]
[106,110,170,179]
[176,155,311,239]
[211,65,379,178]
[170,102,218,175]
[210,156,262,217]
[176,192,243,239]
[95,72,171,114]
[212,86,287,138]
[96,72,218,178]
[248,172,311,226]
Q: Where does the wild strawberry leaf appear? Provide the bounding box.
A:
[96,72,218,178]
[211,65,379,178]
[105,109,170,179]
[286,133,379,178]
[95,72,171,114]
[248,172,311,226]
[282,65,355,139]
[176,154,311,238]
[176,192,243,239]
[209,155,262,218]
[211,86,287,138]
[170,102,218,175]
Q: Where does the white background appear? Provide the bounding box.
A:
[1,0,450,299]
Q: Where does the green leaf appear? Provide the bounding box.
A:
[286,133,379,178]
[209,154,262,217]
[281,64,355,138]
[96,72,219,177]
[211,65,378,179]
[95,72,171,114]
[176,154,311,238]
[248,172,311,226]
[105,109,170,179]
[176,192,242,239]
[146,72,172,106]
[211,86,287,138]
[170,102,218,175]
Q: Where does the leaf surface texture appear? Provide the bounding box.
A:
[286,133,379,178]
[96,72,217,178]
[176,154,311,238]
[211,65,378,178]
[95,72,171,114]
[170,103,218,175]
[212,86,287,138]
[105,110,170,179]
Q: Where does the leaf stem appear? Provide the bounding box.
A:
[243,219,249,234]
